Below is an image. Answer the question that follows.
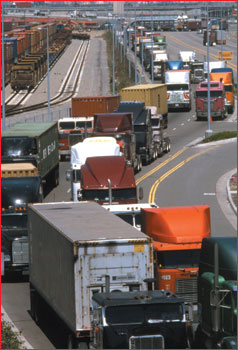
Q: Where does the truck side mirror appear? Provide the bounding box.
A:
[66,170,72,181]
[138,187,143,200]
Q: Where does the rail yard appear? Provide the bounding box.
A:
[1,2,237,349]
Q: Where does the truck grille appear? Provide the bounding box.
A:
[171,92,183,103]
[12,238,28,265]
[129,335,164,349]
[175,277,198,303]
[203,101,215,113]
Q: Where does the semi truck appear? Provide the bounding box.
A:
[178,51,196,68]
[80,156,140,204]
[1,163,41,277]
[210,71,234,114]
[58,116,94,161]
[203,61,226,79]
[71,95,120,118]
[195,81,227,121]
[120,84,168,128]
[191,62,204,83]
[67,137,121,202]
[152,53,168,82]
[194,237,237,349]
[93,113,142,173]
[166,60,183,70]
[165,70,191,111]
[28,201,154,348]
[115,101,157,165]
[141,205,211,311]
[1,122,59,195]
[91,288,190,349]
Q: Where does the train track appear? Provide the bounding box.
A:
[5,40,89,117]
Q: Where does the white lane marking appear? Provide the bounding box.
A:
[181,123,184,126]
[204,193,216,196]
[67,188,71,193]
[192,115,195,118]
[187,119,191,122]
[173,128,176,131]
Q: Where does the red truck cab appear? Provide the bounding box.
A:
[80,156,138,205]
[195,81,226,120]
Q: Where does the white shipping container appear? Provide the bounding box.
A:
[29,202,153,334]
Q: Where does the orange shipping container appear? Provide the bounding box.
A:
[71,95,121,117]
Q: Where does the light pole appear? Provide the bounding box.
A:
[112,24,115,95]
[134,8,137,84]
[46,27,51,121]
[205,7,213,138]
[1,6,6,131]
[129,28,131,78]
[151,3,154,84]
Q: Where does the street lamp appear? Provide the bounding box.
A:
[46,27,51,121]
[205,7,213,138]
[112,24,115,95]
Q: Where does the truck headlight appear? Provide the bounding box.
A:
[4,254,11,262]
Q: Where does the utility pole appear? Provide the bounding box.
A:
[151,2,154,84]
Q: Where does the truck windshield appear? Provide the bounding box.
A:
[1,137,37,157]
[76,121,92,129]
[224,85,233,92]
[83,188,137,202]
[105,303,183,325]
[157,249,200,268]
[59,122,76,129]
[196,91,223,98]
[167,84,189,91]
[1,213,27,229]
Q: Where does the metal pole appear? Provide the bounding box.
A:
[46,27,51,121]
[220,9,223,60]
[1,7,6,131]
[151,3,154,83]
[112,25,115,95]
[134,8,137,84]
[206,6,213,138]
[120,24,122,63]
[129,29,131,78]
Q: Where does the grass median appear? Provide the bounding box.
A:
[202,131,237,143]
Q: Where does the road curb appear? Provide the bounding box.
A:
[227,171,237,215]
[1,306,34,349]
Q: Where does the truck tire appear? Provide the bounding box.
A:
[77,342,88,349]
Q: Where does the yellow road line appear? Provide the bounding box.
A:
[148,144,220,203]
[166,34,237,71]
[136,147,188,185]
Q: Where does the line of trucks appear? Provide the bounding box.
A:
[28,201,237,349]
[128,26,235,118]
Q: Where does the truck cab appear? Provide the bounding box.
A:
[210,71,234,114]
[91,290,189,349]
[153,53,168,82]
[178,51,196,69]
[165,70,191,111]
[191,62,204,83]
[80,155,138,205]
[1,163,41,277]
[195,81,227,120]
[68,137,121,202]
[195,237,237,349]
[58,117,93,161]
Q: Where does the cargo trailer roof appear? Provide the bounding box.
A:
[2,122,56,137]
[121,84,165,91]
[29,202,148,242]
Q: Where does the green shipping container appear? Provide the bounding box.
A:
[2,122,59,182]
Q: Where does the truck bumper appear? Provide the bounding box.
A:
[168,102,190,109]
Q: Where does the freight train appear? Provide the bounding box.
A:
[3,21,72,90]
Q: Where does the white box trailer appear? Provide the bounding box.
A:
[29,201,153,348]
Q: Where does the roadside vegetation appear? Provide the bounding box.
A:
[103,29,136,93]
[1,315,26,349]
[202,131,237,143]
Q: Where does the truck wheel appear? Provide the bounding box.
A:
[60,155,66,162]
[77,342,88,349]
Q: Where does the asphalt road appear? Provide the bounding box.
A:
[1,28,237,349]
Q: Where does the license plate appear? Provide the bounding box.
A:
[175,104,179,107]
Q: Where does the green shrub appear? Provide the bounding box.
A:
[202,131,237,143]
[1,316,26,349]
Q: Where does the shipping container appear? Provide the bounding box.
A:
[29,201,153,347]
[4,38,18,63]
[120,84,168,118]
[71,95,121,117]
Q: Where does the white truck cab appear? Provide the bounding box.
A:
[67,137,121,201]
